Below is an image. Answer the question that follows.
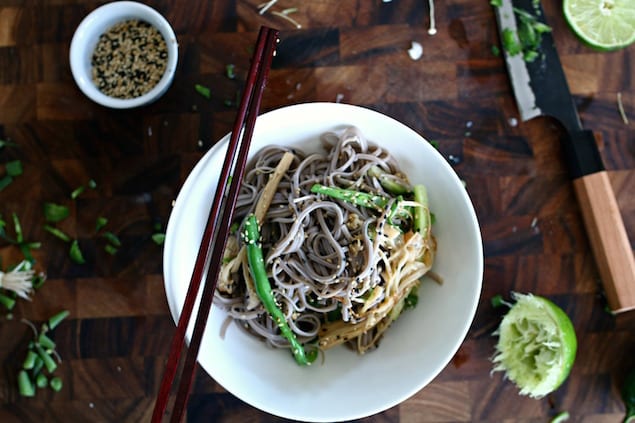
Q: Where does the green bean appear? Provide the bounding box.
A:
[242,214,316,366]
[18,370,35,397]
[311,184,388,210]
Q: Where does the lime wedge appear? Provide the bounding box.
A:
[563,0,635,50]
[492,293,577,398]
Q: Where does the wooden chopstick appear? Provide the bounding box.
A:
[151,26,279,423]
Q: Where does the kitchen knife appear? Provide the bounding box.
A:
[494,0,635,313]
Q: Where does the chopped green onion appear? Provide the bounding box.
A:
[501,28,522,56]
[69,240,85,264]
[23,350,38,369]
[70,185,85,199]
[12,213,23,243]
[38,333,56,350]
[225,64,236,79]
[550,411,570,423]
[0,292,16,310]
[95,216,108,232]
[101,231,121,247]
[31,356,43,376]
[490,0,502,6]
[0,175,12,191]
[104,244,118,255]
[48,310,69,330]
[35,346,57,373]
[18,370,35,397]
[88,179,97,189]
[35,373,48,389]
[151,233,165,245]
[491,294,505,308]
[49,376,63,392]
[195,84,211,99]
[44,202,70,223]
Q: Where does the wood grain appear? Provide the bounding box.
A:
[0,0,633,422]
[573,171,635,312]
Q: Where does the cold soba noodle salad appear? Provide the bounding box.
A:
[214,127,437,365]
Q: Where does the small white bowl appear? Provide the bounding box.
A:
[69,1,178,109]
[163,103,484,422]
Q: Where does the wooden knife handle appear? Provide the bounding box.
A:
[573,171,635,313]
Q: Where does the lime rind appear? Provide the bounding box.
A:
[564,0,635,51]
[492,292,577,398]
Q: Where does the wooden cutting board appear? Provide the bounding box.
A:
[0,1,633,421]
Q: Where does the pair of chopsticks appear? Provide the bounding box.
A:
[152,26,279,423]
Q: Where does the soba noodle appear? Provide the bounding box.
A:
[214,127,436,358]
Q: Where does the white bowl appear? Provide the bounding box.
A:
[163,103,483,422]
[69,1,178,109]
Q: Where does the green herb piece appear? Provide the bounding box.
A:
[492,44,501,56]
[152,233,165,245]
[44,225,71,242]
[225,64,236,79]
[35,373,48,389]
[6,160,23,177]
[88,179,97,189]
[18,370,35,397]
[490,0,502,6]
[0,175,12,191]
[44,202,70,223]
[0,292,16,310]
[49,376,63,392]
[95,216,108,232]
[69,240,85,264]
[195,84,211,99]
[48,310,69,330]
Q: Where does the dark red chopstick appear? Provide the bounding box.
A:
[151,26,279,423]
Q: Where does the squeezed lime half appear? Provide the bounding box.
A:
[563,0,635,50]
[493,293,577,398]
